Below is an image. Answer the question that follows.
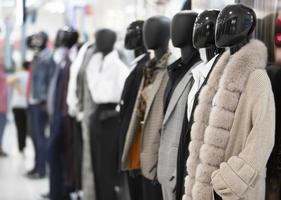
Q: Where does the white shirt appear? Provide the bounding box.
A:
[11,71,29,108]
[129,53,147,72]
[187,54,219,120]
[86,50,129,104]
[66,42,91,117]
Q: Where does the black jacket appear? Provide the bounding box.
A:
[266,64,281,176]
[117,53,150,171]
[175,54,222,200]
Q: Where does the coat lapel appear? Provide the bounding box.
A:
[163,70,193,125]
[121,78,144,170]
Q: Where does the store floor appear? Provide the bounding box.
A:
[0,118,48,200]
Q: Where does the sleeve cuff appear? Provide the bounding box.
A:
[211,156,259,199]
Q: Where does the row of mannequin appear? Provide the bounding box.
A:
[23,3,280,200]
[120,3,278,200]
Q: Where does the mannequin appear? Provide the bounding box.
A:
[193,10,223,61]
[61,27,79,49]
[158,11,201,200]
[179,11,223,200]
[70,42,97,200]
[25,31,55,180]
[215,4,256,54]
[87,28,129,200]
[47,27,80,200]
[125,20,147,57]
[143,16,170,60]
[120,20,150,200]
[27,31,48,52]
[183,5,274,200]
[122,15,173,200]
[95,28,116,57]
[172,11,199,64]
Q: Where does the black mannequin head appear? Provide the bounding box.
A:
[143,16,170,60]
[193,10,224,61]
[193,10,220,48]
[55,29,65,48]
[125,20,146,50]
[172,11,197,48]
[171,11,198,64]
[215,4,256,54]
[54,27,79,49]
[95,28,117,56]
[26,31,48,51]
[62,27,79,48]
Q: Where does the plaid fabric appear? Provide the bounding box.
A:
[137,52,171,121]
[0,70,8,113]
[128,52,171,170]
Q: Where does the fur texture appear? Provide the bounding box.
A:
[183,40,269,200]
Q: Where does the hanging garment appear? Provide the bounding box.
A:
[121,52,174,180]
[187,55,218,120]
[117,53,150,200]
[48,49,72,200]
[157,51,201,200]
[30,48,55,103]
[29,48,55,177]
[86,50,129,200]
[66,42,91,118]
[163,53,200,115]
[86,50,129,103]
[122,52,174,200]
[183,39,275,200]
[175,54,221,200]
[266,64,281,200]
[48,48,82,200]
[90,103,122,200]
[75,45,97,200]
[118,53,150,171]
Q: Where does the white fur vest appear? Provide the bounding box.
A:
[183,39,275,200]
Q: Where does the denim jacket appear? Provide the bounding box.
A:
[31,48,55,102]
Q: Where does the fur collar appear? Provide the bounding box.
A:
[184,39,267,200]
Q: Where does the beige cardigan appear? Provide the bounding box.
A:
[184,40,275,200]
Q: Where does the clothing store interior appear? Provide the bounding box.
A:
[1,0,281,200]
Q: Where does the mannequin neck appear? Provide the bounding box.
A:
[205,46,219,61]
[101,49,113,57]
[180,45,197,64]
[230,37,249,55]
[134,46,147,57]
[154,47,168,61]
